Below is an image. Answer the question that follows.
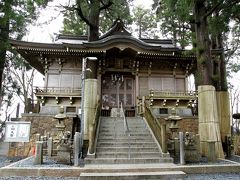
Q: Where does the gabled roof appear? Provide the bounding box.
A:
[99,19,131,39]
[10,19,196,75]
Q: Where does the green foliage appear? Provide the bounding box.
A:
[61,0,133,36]
[0,0,51,117]
[132,5,159,39]
[0,0,52,39]
[153,0,193,49]
[61,10,87,35]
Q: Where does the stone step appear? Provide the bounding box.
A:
[96,147,160,153]
[97,142,158,148]
[85,157,173,164]
[100,125,147,128]
[80,171,185,180]
[99,130,150,134]
[97,137,155,142]
[100,124,146,128]
[98,133,152,137]
[96,152,162,158]
[101,121,145,125]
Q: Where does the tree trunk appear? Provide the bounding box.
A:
[216,34,228,91]
[0,0,11,108]
[88,0,100,41]
[194,1,213,86]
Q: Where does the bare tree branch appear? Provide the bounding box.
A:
[99,0,113,11]
[76,0,93,27]
[204,0,240,18]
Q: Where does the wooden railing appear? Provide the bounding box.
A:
[35,87,81,96]
[149,90,197,99]
[88,101,101,155]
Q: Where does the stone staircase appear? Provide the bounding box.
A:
[83,116,185,179]
[85,116,173,164]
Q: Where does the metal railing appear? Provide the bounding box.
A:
[120,102,131,159]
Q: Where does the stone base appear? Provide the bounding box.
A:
[185,148,201,163]
[56,146,71,164]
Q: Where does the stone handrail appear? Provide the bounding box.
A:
[88,101,101,155]
[143,100,166,153]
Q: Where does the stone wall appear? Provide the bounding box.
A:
[8,113,74,157]
[178,117,199,134]
[159,117,199,135]
[233,135,240,155]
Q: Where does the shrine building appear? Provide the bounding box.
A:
[10,19,229,163]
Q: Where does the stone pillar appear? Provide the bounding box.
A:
[34,141,43,165]
[142,96,145,114]
[179,132,185,165]
[47,137,53,157]
[35,133,41,141]
[74,132,80,166]
[174,138,180,159]
[161,124,167,153]
[198,85,224,158]
[216,91,231,143]
[207,140,216,162]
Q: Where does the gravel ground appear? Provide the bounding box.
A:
[8,156,72,168]
[0,177,80,180]
[0,155,240,180]
[184,173,240,180]
[0,155,23,168]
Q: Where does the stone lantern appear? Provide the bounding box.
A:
[165,108,182,138]
[53,106,72,164]
[54,106,67,139]
[165,108,182,158]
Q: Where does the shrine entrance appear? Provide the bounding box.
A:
[101,74,135,116]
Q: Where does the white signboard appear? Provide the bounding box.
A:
[4,122,31,142]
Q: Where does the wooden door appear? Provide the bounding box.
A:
[102,75,135,109]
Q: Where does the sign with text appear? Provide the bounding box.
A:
[4,122,31,142]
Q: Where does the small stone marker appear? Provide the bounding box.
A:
[47,137,53,157]
[74,132,80,166]
[34,141,43,165]
[179,132,185,165]
[207,140,216,162]
[35,133,40,141]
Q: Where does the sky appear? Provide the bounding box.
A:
[26,0,153,43]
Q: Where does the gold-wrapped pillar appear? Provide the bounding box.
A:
[198,85,224,158]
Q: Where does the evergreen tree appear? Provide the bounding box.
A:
[0,0,52,105]
[153,0,240,88]
[61,0,133,40]
[132,5,159,39]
